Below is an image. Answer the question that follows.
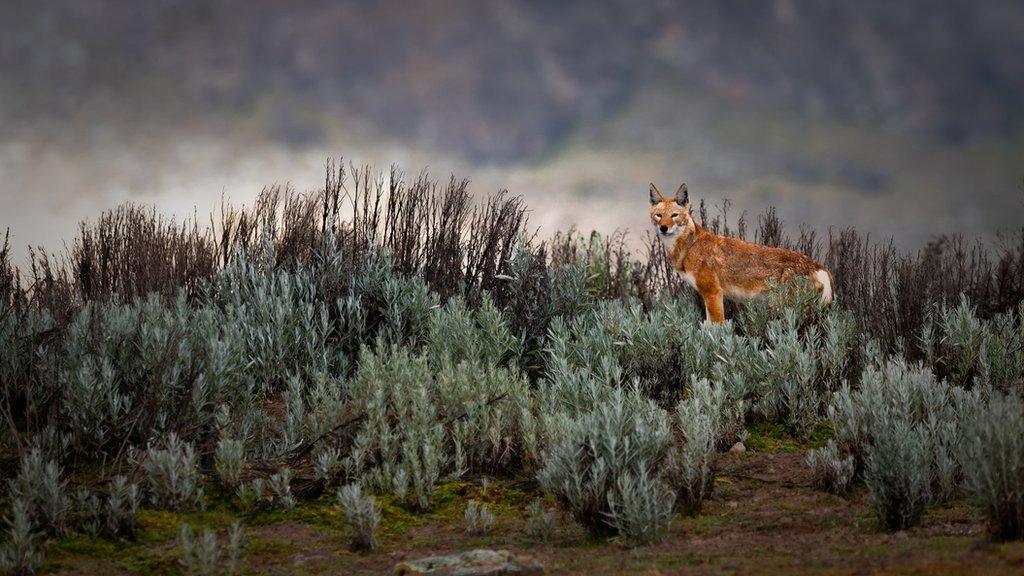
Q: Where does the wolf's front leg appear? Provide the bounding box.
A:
[701,290,725,324]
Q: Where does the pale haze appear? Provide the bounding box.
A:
[2,0,1023,266]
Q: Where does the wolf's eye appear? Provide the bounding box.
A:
[671,213,679,218]
[654,213,662,218]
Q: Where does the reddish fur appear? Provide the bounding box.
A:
[649,183,833,323]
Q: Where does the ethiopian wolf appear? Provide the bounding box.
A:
[649,182,833,323]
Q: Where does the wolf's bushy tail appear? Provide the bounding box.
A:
[814,269,834,305]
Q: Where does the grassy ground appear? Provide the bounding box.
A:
[41,427,1024,575]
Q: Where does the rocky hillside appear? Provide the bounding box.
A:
[2,0,1022,162]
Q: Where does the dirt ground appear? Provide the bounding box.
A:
[45,449,1024,575]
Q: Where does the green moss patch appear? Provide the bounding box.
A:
[745,422,804,453]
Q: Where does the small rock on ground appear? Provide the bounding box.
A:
[393,549,544,575]
[730,441,746,453]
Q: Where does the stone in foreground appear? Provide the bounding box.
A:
[393,549,544,575]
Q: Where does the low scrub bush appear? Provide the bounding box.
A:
[346,345,445,509]
[103,476,142,539]
[179,524,219,576]
[958,391,1024,540]
[214,438,246,491]
[348,334,530,506]
[544,298,703,405]
[64,296,241,457]
[138,434,204,510]
[806,440,855,495]
[438,359,532,475]
[424,295,520,368]
[736,277,824,340]
[0,502,44,576]
[236,469,295,511]
[828,358,992,527]
[606,468,676,545]
[830,359,970,500]
[525,499,555,541]
[266,469,296,510]
[537,384,671,538]
[863,421,933,531]
[204,252,339,392]
[922,297,1024,390]
[313,446,343,486]
[337,484,380,551]
[665,379,726,514]
[178,522,243,576]
[464,500,496,536]
[72,488,103,537]
[7,449,70,537]
[757,309,824,436]
[74,476,142,540]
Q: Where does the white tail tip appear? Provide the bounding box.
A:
[814,269,834,305]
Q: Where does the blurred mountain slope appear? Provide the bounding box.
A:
[2,0,1022,162]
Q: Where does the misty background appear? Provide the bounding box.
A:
[1,0,1022,265]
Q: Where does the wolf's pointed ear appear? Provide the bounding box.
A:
[649,183,665,205]
[675,183,689,207]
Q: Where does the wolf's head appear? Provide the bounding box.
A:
[648,182,693,239]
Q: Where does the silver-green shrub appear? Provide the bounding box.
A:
[313,446,342,485]
[104,476,141,539]
[7,449,70,537]
[464,500,496,536]
[348,330,530,507]
[830,359,966,497]
[958,390,1024,540]
[336,484,380,551]
[818,307,858,389]
[736,277,823,340]
[605,468,676,545]
[176,518,242,576]
[48,295,246,457]
[863,421,932,531]
[302,371,348,440]
[397,430,444,510]
[829,358,977,528]
[347,344,444,509]
[214,438,246,491]
[139,434,204,510]
[236,479,268,509]
[0,502,44,576]
[226,521,243,576]
[366,257,439,349]
[267,469,295,510]
[238,470,295,511]
[537,384,671,537]
[758,309,821,436]
[525,499,555,541]
[73,488,103,537]
[425,295,519,368]
[178,524,220,576]
[665,379,723,514]
[534,317,625,423]
[545,299,704,400]
[930,296,989,387]
[806,440,855,495]
[540,297,759,446]
[437,359,532,475]
[72,477,141,540]
[204,251,339,391]
[923,297,1024,390]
